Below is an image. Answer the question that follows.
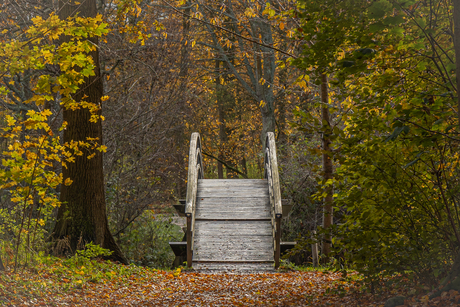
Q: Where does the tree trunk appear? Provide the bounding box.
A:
[216,60,225,179]
[320,73,333,262]
[277,65,288,144]
[251,18,276,146]
[0,253,4,271]
[311,230,319,267]
[52,0,127,264]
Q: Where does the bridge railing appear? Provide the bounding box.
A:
[185,132,204,267]
[264,132,282,269]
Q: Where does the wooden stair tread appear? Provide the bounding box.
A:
[192,262,275,272]
[197,197,269,206]
[198,179,268,186]
[195,211,271,219]
[196,191,268,198]
[193,251,273,262]
[194,220,272,236]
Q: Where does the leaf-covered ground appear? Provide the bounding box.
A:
[0,259,458,306]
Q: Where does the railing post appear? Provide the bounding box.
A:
[186,215,192,267]
[274,216,281,269]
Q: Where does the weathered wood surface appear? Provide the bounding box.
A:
[194,220,272,235]
[197,197,269,205]
[264,133,282,217]
[192,262,274,272]
[197,190,268,198]
[195,235,272,246]
[198,179,268,186]
[194,249,273,262]
[185,133,203,267]
[192,179,274,271]
[264,132,282,268]
[195,211,271,220]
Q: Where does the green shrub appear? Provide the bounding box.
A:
[114,210,183,268]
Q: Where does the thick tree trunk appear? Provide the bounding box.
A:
[320,74,333,262]
[52,0,127,264]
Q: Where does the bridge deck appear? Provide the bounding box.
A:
[192,179,274,271]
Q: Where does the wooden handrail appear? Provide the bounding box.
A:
[185,132,203,267]
[264,132,282,269]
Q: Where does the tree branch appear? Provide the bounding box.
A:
[160,0,296,58]
[201,150,248,178]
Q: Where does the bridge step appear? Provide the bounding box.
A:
[192,179,274,271]
[192,261,275,272]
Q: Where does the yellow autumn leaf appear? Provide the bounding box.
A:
[64,178,73,186]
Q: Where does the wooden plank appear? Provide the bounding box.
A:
[198,182,268,187]
[196,208,270,214]
[197,186,268,192]
[195,205,270,211]
[198,179,268,186]
[197,197,269,203]
[196,191,268,198]
[196,200,270,206]
[193,250,273,262]
[194,220,272,231]
[192,262,274,272]
[193,248,273,258]
[195,211,271,220]
[194,246,273,253]
[194,235,273,244]
[194,243,273,252]
[195,229,272,237]
[195,228,271,237]
[194,239,273,250]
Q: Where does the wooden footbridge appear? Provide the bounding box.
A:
[170,132,294,271]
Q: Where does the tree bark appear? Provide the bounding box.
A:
[52,0,127,264]
[216,59,225,179]
[251,18,276,146]
[311,230,319,267]
[320,73,333,262]
[277,65,288,144]
[0,253,4,271]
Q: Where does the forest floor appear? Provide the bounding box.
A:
[0,258,458,306]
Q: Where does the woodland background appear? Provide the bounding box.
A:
[1,0,460,298]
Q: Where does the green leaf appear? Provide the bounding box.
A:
[383,15,404,26]
[369,22,387,32]
[385,126,409,142]
[404,152,423,168]
[368,0,392,19]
